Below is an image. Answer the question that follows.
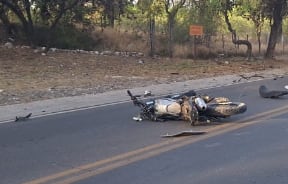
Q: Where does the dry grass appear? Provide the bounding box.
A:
[1,46,287,92]
[91,28,149,53]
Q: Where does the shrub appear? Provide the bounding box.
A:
[33,24,99,50]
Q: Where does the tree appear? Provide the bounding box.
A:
[93,0,132,28]
[221,0,252,59]
[163,0,186,57]
[263,0,288,58]
[190,0,220,35]
[0,4,17,37]
[0,0,84,44]
[0,0,34,42]
[236,0,265,54]
[137,0,164,56]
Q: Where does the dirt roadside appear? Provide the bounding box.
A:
[1,46,288,106]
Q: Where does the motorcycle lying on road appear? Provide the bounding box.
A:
[127,90,247,126]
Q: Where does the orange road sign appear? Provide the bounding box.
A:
[189,25,203,36]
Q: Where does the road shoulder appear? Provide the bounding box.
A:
[0,69,286,123]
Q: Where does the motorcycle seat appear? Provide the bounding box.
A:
[259,85,288,98]
[154,99,181,115]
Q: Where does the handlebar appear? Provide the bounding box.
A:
[127,90,146,107]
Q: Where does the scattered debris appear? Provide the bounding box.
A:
[235,74,265,83]
[272,75,284,80]
[133,116,142,121]
[15,113,32,122]
[170,72,179,75]
[138,59,144,64]
[161,130,206,138]
[144,90,152,97]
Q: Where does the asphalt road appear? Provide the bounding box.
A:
[0,77,288,184]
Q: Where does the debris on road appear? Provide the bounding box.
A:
[161,130,206,138]
[15,113,32,122]
[259,85,288,98]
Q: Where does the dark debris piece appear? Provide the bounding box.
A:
[237,74,265,82]
[161,130,206,138]
[259,85,288,98]
[15,113,32,122]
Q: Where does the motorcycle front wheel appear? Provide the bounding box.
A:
[190,105,199,126]
[205,102,247,118]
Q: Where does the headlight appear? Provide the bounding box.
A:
[195,97,207,110]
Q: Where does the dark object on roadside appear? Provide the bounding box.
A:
[15,113,32,122]
[259,85,288,98]
[161,130,206,138]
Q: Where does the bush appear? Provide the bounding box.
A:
[33,24,99,50]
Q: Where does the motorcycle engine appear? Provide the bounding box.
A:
[195,97,207,111]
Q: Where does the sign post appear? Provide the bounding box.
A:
[189,25,204,58]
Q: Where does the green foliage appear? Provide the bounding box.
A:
[1,0,287,57]
[33,24,98,50]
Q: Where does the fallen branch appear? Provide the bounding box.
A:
[235,74,265,83]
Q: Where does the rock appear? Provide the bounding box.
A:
[21,45,30,49]
[114,51,121,56]
[138,60,144,64]
[137,52,144,57]
[4,42,13,49]
[101,50,113,55]
[8,37,15,42]
[50,48,57,52]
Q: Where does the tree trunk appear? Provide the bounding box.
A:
[265,2,285,59]
[164,0,186,58]
[257,32,261,55]
[0,0,34,44]
[223,9,252,59]
[167,13,174,58]
[255,21,263,55]
[149,16,155,57]
[0,5,17,37]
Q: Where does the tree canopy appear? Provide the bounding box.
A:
[0,0,287,58]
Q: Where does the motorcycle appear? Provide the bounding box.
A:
[127,89,247,125]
